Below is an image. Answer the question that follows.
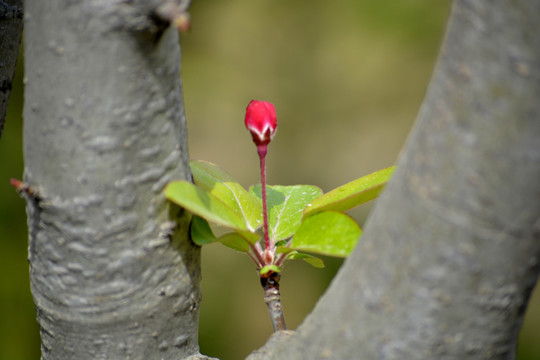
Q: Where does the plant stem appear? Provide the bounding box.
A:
[248,243,265,268]
[274,252,287,267]
[260,271,287,332]
[258,145,271,251]
[257,145,287,331]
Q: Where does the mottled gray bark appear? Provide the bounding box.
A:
[23,1,209,359]
[0,0,23,140]
[23,0,540,359]
[248,0,540,359]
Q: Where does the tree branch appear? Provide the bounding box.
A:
[23,1,212,359]
[0,0,23,141]
[249,0,540,359]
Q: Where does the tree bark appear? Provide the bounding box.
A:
[23,1,210,359]
[0,0,23,140]
[248,0,540,359]
[23,0,540,359]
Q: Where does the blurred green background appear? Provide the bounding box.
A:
[1,1,539,359]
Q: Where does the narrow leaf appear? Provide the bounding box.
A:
[304,166,395,217]
[191,160,262,231]
[190,216,216,246]
[250,184,322,242]
[282,249,325,268]
[290,211,362,257]
[275,246,294,254]
[165,181,247,231]
[299,255,325,268]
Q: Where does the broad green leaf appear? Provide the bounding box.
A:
[304,166,395,217]
[217,233,250,253]
[191,160,262,231]
[189,214,258,248]
[165,181,247,231]
[290,211,362,257]
[250,184,322,242]
[260,265,282,276]
[276,247,325,268]
[190,216,216,246]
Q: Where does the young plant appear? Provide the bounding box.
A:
[165,100,395,332]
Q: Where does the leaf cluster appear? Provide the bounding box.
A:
[165,160,394,269]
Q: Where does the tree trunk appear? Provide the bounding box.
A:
[248,0,540,359]
[23,1,209,359]
[0,0,23,140]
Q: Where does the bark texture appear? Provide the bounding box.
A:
[0,0,23,140]
[23,1,207,359]
[249,0,540,359]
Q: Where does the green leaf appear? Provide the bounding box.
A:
[276,248,325,268]
[304,166,395,217]
[290,211,362,257]
[191,160,262,231]
[296,254,325,268]
[260,265,282,276]
[165,181,247,231]
[190,216,216,246]
[274,239,289,248]
[217,233,251,253]
[250,184,322,242]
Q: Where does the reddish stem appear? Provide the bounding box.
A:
[274,252,287,267]
[248,242,265,268]
[258,145,271,252]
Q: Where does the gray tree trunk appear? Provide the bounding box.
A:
[23,1,209,359]
[0,0,23,140]
[248,0,540,359]
[23,0,540,359]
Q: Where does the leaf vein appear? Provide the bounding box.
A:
[271,190,292,242]
[223,181,253,231]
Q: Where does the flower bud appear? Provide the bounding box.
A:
[244,100,278,148]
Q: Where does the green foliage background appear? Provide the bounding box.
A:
[1,1,539,359]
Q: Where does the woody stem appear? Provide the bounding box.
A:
[261,271,287,332]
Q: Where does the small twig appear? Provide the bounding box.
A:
[10,178,41,200]
[154,0,191,32]
[260,270,287,332]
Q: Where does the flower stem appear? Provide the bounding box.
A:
[258,145,271,251]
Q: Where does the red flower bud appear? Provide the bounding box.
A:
[245,100,278,148]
